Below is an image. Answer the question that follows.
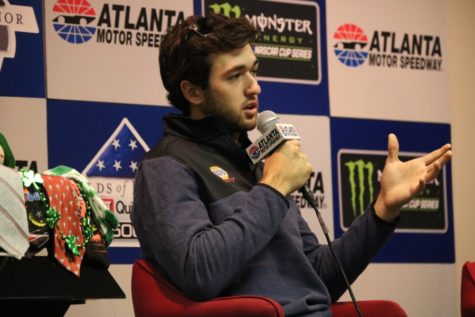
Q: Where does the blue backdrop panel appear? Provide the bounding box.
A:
[260,0,329,116]
[108,247,142,264]
[47,100,176,171]
[0,0,44,98]
[330,117,454,263]
[47,100,178,263]
[261,0,329,116]
[199,0,329,116]
[259,80,329,116]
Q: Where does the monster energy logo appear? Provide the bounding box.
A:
[209,2,241,18]
[345,160,375,217]
[204,0,321,83]
[340,150,448,232]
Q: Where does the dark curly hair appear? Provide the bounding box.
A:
[159,14,257,114]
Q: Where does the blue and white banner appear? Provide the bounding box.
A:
[330,117,453,263]
[0,0,454,266]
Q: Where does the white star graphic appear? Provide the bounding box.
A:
[113,160,122,171]
[112,139,121,150]
[129,139,138,151]
[96,160,105,171]
[129,161,138,172]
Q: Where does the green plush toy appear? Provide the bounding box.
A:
[0,132,16,168]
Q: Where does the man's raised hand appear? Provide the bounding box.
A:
[374,133,452,222]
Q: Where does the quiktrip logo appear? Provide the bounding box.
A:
[0,0,39,70]
[51,0,186,48]
[333,23,443,71]
[52,0,96,44]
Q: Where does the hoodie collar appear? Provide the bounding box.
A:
[163,114,254,165]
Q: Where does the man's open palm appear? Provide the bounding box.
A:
[375,134,452,222]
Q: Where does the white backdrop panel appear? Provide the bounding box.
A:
[45,0,193,106]
[340,263,456,317]
[250,114,334,243]
[0,97,48,172]
[327,0,450,123]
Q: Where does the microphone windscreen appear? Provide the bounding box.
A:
[257,110,279,134]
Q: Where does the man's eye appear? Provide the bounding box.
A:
[229,73,241,80]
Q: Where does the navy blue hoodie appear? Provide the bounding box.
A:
[131,115,396,317]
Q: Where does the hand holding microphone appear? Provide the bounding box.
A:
[247,111,313,197]
[248,111,363,316]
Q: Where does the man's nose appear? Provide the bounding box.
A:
[245,74,261,96]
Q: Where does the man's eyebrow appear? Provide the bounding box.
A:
[222,59,259,76]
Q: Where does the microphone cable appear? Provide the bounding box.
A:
[300,186,364,317]
[254,110,364,317]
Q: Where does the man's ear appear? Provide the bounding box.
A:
[180,80,204,107]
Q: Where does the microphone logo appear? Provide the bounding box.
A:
[247,145,261,161]
[277,125,299,138]
[246,111,300,164]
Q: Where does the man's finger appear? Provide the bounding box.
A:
[423,144,451,166]
[410,178,425,197]
[424,162,441,183]
[438,150,453,166]
[424,151,451,182]
[387,133,399,163]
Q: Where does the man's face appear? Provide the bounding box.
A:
[200,43,261,132]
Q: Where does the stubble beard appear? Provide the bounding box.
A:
[202,93,255,133]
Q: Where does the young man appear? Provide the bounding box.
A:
[131,14,451,316]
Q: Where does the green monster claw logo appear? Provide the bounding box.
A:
[209,2,242,18]
[341,151,446,231]
[345,160,375,217]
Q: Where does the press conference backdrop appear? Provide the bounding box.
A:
[0,0,455,316]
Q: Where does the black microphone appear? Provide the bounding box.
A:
[250,110,364,317]
[246,110,300,164]
[248,111,328,232]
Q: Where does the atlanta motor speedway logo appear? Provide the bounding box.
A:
[333,23,443,71]
[333,23,368,67]
[247,145,261,161]
[52,0,96,44]
[50,0,185,47]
